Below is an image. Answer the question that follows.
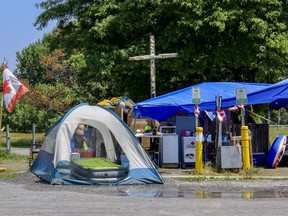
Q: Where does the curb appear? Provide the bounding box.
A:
[162,175,288,180]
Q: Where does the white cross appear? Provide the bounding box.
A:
[129,35,177,98]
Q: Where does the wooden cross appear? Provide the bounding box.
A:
[129,35,177,98]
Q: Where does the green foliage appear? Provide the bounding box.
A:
[33,0,288,99]
[15,40,48,85]
[11,0,288,131]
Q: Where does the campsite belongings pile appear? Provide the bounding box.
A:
[133,80,288,169]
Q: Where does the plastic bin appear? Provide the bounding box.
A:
[252,152,266,167]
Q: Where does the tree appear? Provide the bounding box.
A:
[32,0,288,101]
[15,40,48,85]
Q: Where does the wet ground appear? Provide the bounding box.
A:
[2,147,288,201]
[119,188,288,199]
[1,163,288,215]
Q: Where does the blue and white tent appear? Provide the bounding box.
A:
[31,103,163,185]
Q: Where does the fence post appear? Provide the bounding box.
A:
[6,124,10,152]
[32,124,36,152]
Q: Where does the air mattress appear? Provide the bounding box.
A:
[266,135,287,168]
[71,170,126,183]
[70,157,128,182]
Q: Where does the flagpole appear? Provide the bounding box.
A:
[0,60,4,146]
[0,94,3,146]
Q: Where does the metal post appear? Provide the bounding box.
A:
[32,124,36,152]
[215,96,222,168]
[241,106,245,126]
[6,124,10,152]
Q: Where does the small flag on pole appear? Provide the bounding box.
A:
[194,104,200,117]
[216,110,227,122]
[2,65,29,113]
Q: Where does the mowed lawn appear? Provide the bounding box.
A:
[0,125,286,149]
[0,132,45,148]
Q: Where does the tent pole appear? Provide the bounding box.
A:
[133,116,137,132]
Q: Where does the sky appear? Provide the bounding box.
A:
[0,0,56,72]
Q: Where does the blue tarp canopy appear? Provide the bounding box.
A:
[133,79,288,122]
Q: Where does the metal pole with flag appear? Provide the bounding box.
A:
[2,64,29,113]
[0,61,6,145]
[1,62,29,150]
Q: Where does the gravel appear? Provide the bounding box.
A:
[2,171,288,216]
[4,171,288,195]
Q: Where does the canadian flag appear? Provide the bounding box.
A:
[228,105,239,112]
[216,110,227,122]
[194,104,200,117]
[2,65,29,113]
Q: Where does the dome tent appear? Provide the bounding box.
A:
[31,103,163,185]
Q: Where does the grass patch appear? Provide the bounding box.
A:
[269,126,287,145]
[0,169,18,180]
[0,150,29,180]
[0,150,29,162]
[0,133,44,148]
[160,163,263,182]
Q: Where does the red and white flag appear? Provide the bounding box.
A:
[216,110,227,122]
[2,65,29,113]
[194,105,200,117]
[228,105,239,112]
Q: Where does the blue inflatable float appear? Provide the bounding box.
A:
[266,135,287,168]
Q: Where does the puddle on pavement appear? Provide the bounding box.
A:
[119,189,288,199]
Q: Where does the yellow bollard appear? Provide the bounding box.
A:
[241,126,251,169]
[195,127,203,174]
[242,191,253,199]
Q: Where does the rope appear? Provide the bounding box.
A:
[245,109,278,125]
